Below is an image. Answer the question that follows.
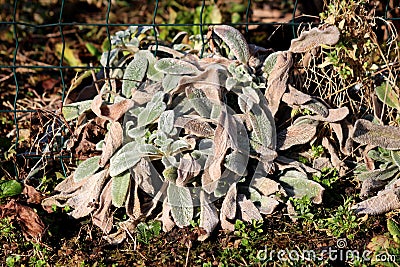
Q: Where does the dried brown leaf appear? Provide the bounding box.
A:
[67,117,108,157]
[220,183,237,232]
[92,179,113,233]
[286,200,298,223]
[132,82,163,106]
[237,194,262,222]
[176,154,201,186]
[99,121,123,167]
[322,137,346,172]
[331,121,353,155]
[174,116,215,138]
[133,158,157,195]
[289,25,340,53]
[352,188,400,215]
[91,93,135,121]
[281,85,313,106]
[174,64,228,101]
[201,165,218,194]
[23,185,45,204]
[265,51,293,117]
[0,199,45,241]
[277,119,318,150]
[159,200,175,232]
[125,180,142,220]
[42,170,109,219]
[198,191,219,241]
[103,219,137,245]
[276,155,320,175]
[352,119,400,150]
[209,117,230,182]
[250,177,281,196]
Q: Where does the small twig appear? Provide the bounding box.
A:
[90,63,101,94]
[0,73,13,83]
[184,240,192,267]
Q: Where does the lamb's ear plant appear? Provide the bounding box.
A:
[43,24,346,243]
[351,80,400,214]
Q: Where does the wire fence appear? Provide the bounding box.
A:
[0,0,399,179]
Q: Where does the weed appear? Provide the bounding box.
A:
[298,155,309,164]
[289,196,315,223]
[311,144,325,159]
[234,219,264,247]
[318,197,360,239]
[312,167,339,189]
[136,220,162,245]
[0,217,18,244]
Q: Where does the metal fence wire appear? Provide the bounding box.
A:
[0,0,399,179]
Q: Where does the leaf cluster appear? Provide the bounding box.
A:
[44,22,360,243]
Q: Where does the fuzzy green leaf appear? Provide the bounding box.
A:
[73,156,101,182]
[249,104,274,149]
[100,48,119,67]
[140,50,164,81]
[391,150,400,169]
[224,151,248,176]
[62,100,93,121]
[167,182,194,227]
[279,170,324,204]
[188,89,213,117]
[262,52,279,80]
[137,92,166,127]
[213,25,250,64]
[159,110,175,135]
[375,82,400,109]
[357,165,399,182]
[155,58,199,75]
[122,54,148,98]
[112,171,131,207]
[127,126,147,140]
[352,119,400,150]
[162,74,181,92]
[110,142,158,177]
[170,139,190,154]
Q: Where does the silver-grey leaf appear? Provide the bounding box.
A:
[162,74,182,92]
[111,171,131,208]
[279,170,325,204]
[167,182,194,228]
[159,110,175,135]
[155,58,199,75]
[110,142,158,177]
[74,156,101,182]
[122,54,148,98]
[212,25,250,64]
[62,100,92,121]
[137,92,166,127]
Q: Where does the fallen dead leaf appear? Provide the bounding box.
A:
[0,199,45,241]
[23,184,45,204]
